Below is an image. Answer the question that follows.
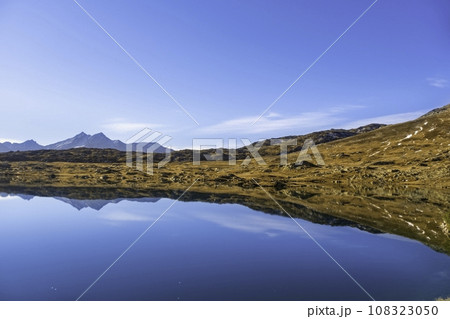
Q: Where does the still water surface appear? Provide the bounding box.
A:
[0,194,449,300]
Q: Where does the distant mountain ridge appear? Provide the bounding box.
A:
[0,192,161,210]
[0,132,170,153]
[0,124,387,160]
[168,123,387,161]
[0,140,43,152]
[53,196,162,210]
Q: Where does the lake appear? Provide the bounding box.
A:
[0,192,449,301]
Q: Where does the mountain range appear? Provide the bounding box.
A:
[0,124,385,155]
[0,192,161,210]
[0,132,169,153]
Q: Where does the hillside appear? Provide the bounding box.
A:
[310,103,450,187]
[0,124,384,163]
[0,105,448,188]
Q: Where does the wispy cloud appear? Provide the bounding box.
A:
[101,119,163,133]
[192,210,301,236]
[199,113,338,134]
[0,195,21,201]
[199,105,365,135]
[342,110,425,128]
[427,77,449,88]
[189,206,351,242]
[100,210,155,222]
[0,138,22,143]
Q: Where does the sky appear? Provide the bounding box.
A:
[0,0,449,149]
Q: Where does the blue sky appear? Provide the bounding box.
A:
[0,0,449,148]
